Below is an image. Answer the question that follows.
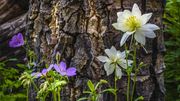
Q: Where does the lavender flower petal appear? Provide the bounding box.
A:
[47,64,54,71]
[54,64,61,73]
[9,33,24,48]
[59,61,67,70]
[31,72,42,78]
[66,67,76,76]
[41,69,47,75]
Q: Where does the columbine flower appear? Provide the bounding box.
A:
[54,61,76,77]
[112,3,160,46]
[9,33,24,48]
[31,64,53,78]
[97,46,133,78]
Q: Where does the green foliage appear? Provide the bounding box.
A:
[78,79,116,101]
[164,0,180,100]
[0,59,27,101]
[0,91,26,101]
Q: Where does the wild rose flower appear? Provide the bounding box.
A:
[97,46,133,78]
[9,33,24,48]
[54,61,76,77]
[112,3,160,46]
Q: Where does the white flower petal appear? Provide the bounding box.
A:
[127,60,133,66]
[123,10,132,19]
[141,13,152,25]
[110,46,117,55]
[142,23,160,31]
[105,49,114,58]
[117,12,123,18]
[144,31,156,38]
[134,32,146,45]
[104,63,115,76]
[116,66,122,79]
[119,51,130,58]
[119,61,127,69]
[132,3,141,17]
[120,31,134,46]
[137,28,156,38]
[105,46,117,58]
[112,23,128,32]
[97,56,109,62]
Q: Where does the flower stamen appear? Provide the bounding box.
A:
[125,16,141,31]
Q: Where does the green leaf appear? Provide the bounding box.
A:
[77,97,89,101]
[87,80,95,92]
[102,88,116,95]
[16,64,26,69]
[95,79,108,90]
[134,96,144,101]
[8,58,18,61]
[83,91,92,94]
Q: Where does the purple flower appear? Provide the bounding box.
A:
[31,64,53,78]
[54,62,76,77]
[9,33,24,48]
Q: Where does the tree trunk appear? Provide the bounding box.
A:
[0,0,165,101]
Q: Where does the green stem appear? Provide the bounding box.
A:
[127,74,130,101]
[125,44,130,101]
[31,81,39,91]
[114,68,117,101]
[53,91,57,101]
[26,86,29,101]
[43,93,48,101]
[57,88,61,101]
[131,44,137,101]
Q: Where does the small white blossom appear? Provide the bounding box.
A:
[112,3,160,46]
[97,46,133,78]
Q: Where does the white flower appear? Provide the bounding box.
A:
[112,3,160,46]
[97,46,133,79]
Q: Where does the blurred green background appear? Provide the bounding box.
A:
[164,0,180,100]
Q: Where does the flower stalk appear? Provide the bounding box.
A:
[53,91,57,101]
[57,88,61,101]
[131,43,137,101]
[26,86,29,101]
[114,68,117,101]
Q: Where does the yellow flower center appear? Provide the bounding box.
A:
[125,16,141,31]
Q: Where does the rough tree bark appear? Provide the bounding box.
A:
[0,0,28,61]
[0,0,165,101]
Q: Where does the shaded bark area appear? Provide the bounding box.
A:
[0,0,28,61]
[0,0,165,101]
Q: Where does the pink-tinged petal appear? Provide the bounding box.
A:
[54,64,61,73]
[66,67,76,76]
